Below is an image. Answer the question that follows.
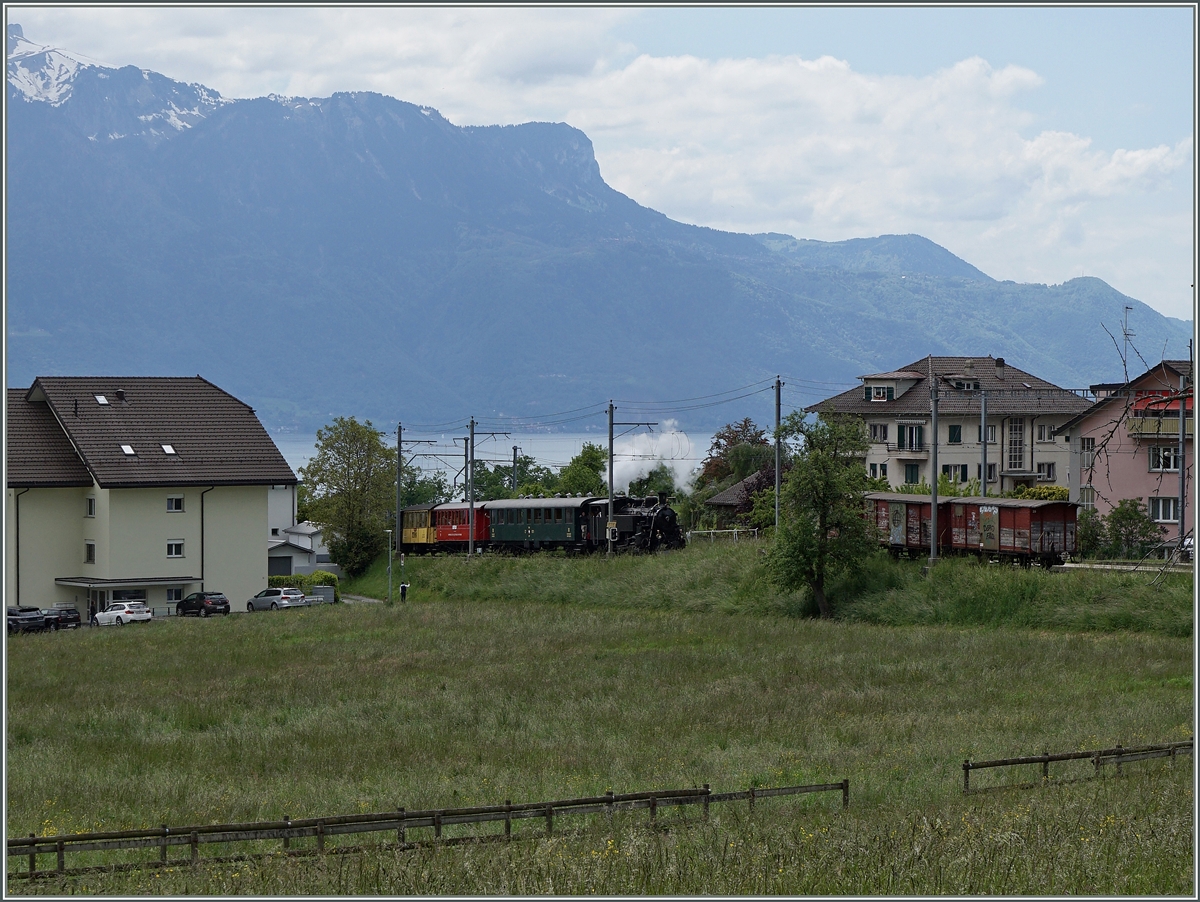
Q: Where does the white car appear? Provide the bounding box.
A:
[93,601,152,626]
[245,587,307,612]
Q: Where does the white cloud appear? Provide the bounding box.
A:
[10,8,1195,317]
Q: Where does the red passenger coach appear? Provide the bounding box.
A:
[432,503,491,551]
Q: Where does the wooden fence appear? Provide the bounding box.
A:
[962,739,1193,793]
[7,780,849,880]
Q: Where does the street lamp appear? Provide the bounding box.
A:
[385,529,393,605]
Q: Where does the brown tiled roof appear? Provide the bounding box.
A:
[6,390,94,487]
[705,470,776,508]
[806,355,1092,419]
[1062,359,1193,432]
[14,376,296,489]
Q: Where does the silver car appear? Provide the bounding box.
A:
[93,601,152,626]
[245,587,307,612]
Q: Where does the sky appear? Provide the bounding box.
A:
[7,6,1197,320]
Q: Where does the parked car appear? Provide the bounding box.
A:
[93,602,152,626]
[245,587,307,612]
[176,592,231,618]
[40,605,82,630]
[7,606,47,634]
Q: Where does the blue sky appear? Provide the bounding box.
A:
[8,6,1196,319]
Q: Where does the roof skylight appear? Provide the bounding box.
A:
[95,395,109,405]
[162,444,176,455]
[120,444,136,456]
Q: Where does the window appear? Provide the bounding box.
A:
[1080,437,1096,470]
[897,424,924,450]
[85,541,96,564]
[947,425,962,444]
[879,463,887,479]
[1149,497,1179,522]
[865,385,894,402]
[86,497,96,517]
[953,380,981,391]
[1036,424,1051,442]
[1079,485,1095,511]
[869,423,889,443]
[978,424,997,444]
[1149,445,1181,472]
[166,588,182,602]
[1007,420,1025,471]
[904,463,920,485]
[555,508,563,523]
[161,444,176,455]
[978,463,997,482]
[1036,462,1056,481]
[271,528,279,536]
[94,394,109,405]
[120,444,135,456]
[942,464,969,482]
[869,463,878,478]
[167,495,184,512]
[167,541,184,558]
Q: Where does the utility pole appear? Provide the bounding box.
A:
[1180,338,1192,551]
[775,376,782,530]
[395,423,402,556]
[929,358,939,563]
[980,392,988,498]
[468,418,475,556]
[385,529,393,604]
[512,445,519,492]
[607,401,657,556]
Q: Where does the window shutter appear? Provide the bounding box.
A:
[916,425,924,449]
[864,386,871,401]
[886,386,894,401]
[897,428,905,450]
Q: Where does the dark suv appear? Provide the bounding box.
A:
[7,606,47,634]
[176,592,231,618]
[40,606,82,630]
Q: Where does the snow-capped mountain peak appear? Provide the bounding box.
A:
[7,23,98,105]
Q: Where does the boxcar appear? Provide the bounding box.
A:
[432,502,490,552]
[864,492,949,557]
[487,497,590,551]
[400,503,438,553]
[947,496,1076,565]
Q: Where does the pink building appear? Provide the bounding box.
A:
[1063,360,1193,549]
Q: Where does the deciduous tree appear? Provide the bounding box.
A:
[768,410,875,617]
[300,417,397,578]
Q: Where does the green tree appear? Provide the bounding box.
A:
[767,410,875,618]
[300,417,397,579]
[698,418,769,487]
[399,464,451,508]
[628,461,677,498]
[558,443,607,497]
[1076,508,1106,559]
[1103,498,1166,559]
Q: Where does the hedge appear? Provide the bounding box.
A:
[268,570,341,602]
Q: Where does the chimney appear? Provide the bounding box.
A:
[995,358,1006,379]
[74,399,79,417]
[116,389,126,402]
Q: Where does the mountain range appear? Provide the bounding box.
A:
[6,24,1192,434]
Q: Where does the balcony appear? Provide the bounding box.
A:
[886,443,928,457]
[1126,417,1194,438]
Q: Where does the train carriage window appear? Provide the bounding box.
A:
[528,508,536,523]
[555,508,563,523]
[544,508,552,523]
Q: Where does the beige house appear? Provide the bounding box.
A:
[807,356,1091,493]
[6,376,296,616]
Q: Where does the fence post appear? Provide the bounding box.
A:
[1093,751,1100,774]
[749,787,755,813]
[545,805,553,835]
[161,825,169,863]
[1115,744,1123,775]
[702,784,710,820]
[649,796,657,827]
[283,816,291,851]
[962,760,970,793]
[28,833,36,876]
[398,808,405,846]
[317,821,325,854]
[190,832,199,864]
[434,813,442,840]
[505,800,512,840]
[841,779,849,809]
[605,791,614,825]
[56,838,65,874]
[1042,752,1050,782]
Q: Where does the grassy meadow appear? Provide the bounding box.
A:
[5,542,1194,894]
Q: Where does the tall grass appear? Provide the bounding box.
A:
[348,542,1193,636]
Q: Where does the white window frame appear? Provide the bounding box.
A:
[1079,485,1096,511]
[86,496,96,517]
[1149,497,1179,523]
[871,386,889,401]
[167,495,185,512]
[1148,445,1181,472]
[1036,461,1056,481]
[978,424,997,444]
[166,540,185,558]
[85,541,96,564]
[1080,437,1096,470]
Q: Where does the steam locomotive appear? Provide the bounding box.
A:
[399,493,686,555]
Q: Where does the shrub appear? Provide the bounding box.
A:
[268,570,341,602]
